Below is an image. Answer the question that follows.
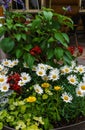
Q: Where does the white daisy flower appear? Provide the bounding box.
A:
[0,68,9,75]
[45,65,53,70]
[23,62,29,68]
[78,82,85,93]
[18,80,26,86]
[75,65,85,74]
[48,68,59,81]
[0,24,2,27]
[34,84,43,94]
[21,72,31,83]
[0,83,10,92]
[71,60,76,68]
[42,75,49,81]
[76,87,84,97]
[61,92,73,103]
[0,75,8,84]
[67,75,78,85]
[32,65,37,71]
[37,63,47,70]
[1,59,11,67]
[0,65,4,71]
[12,59,19,66]
[36,68,46,77]
[60,65,72,74]
[82,75,85,82]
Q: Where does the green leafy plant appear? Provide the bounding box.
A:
[0,9,74,68]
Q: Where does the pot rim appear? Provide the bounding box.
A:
[52,120,85,130]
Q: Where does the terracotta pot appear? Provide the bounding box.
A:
[3,120,85,130]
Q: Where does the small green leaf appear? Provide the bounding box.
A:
[16,49,23,58]
[24,44,32,51]
[23,53,35,68]
[43,11,53,21]
[54,47,64,60]
[54,32,68,47]
[62,33,69,43]
[47,49,54,59]
[14,34,21,41]
[21,33,27,40]
[0,38,15,53]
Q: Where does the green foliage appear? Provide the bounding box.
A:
[0,9,74,68]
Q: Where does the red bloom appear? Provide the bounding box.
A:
[78,46,83,54]
[68,46,75,55]
[30,46,42,56]
[7,73,21,93]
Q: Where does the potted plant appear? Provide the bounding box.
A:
[0,8,85,130]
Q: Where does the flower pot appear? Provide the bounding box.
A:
[54,120,85,130]
[3,126,15,130]
[3,120,85,130]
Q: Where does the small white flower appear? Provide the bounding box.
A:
[1,59,11,67]
[0,68,9,75]
[18,80,26,86]
[42,75,49,81]
[0,65,4,71]
[36,68,46,77]
[75,65,85,74]
[67,75,78,85]
[23,62,29,68]
[0,75,8,84]
[78,82,85,93]
[0,83,10,92]
[61,92,73,103]
[34,84,43,94]
[48,68,59,81]
[37,63,47,70]
[71,61,76,68]
[60,65,72,74]
[21,72,31,83]
[12,59,19,66]
[0,24,2,27]
[76,87,84,97]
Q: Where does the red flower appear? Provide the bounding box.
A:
[30,46,42,56]
[78,46,83,54]
[7,73,21,93]
[68,46,75,55]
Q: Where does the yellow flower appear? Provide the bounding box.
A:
[41,83,50,88]
[54,86,61,91]
[26,96,36,103]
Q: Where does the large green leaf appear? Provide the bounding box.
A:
[62,33,69,43]
[23,53,35,68]
[16,49,23,58]
[47,49,54,59]
[54,32,68,47]
[54,47,64,60]
[43,11,53,21]
[0,38,15,53]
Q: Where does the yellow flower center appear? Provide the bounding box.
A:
[5,62,8,65]
[64,96,69,101]
[52,75,57,79]
[77,90,82,95]
[70,78,75,82]
[23,77,27,80]
[79,68,83,72]
[65,68,69,73]
[3,86,7,90]
[0,78,4,82]
[39,71,43,75]
[41,83,50,88]
[26,96,36,102]
[81,85,85,90]
[54,86,61,91]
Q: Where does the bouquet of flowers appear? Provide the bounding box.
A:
[0,59,85,130]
